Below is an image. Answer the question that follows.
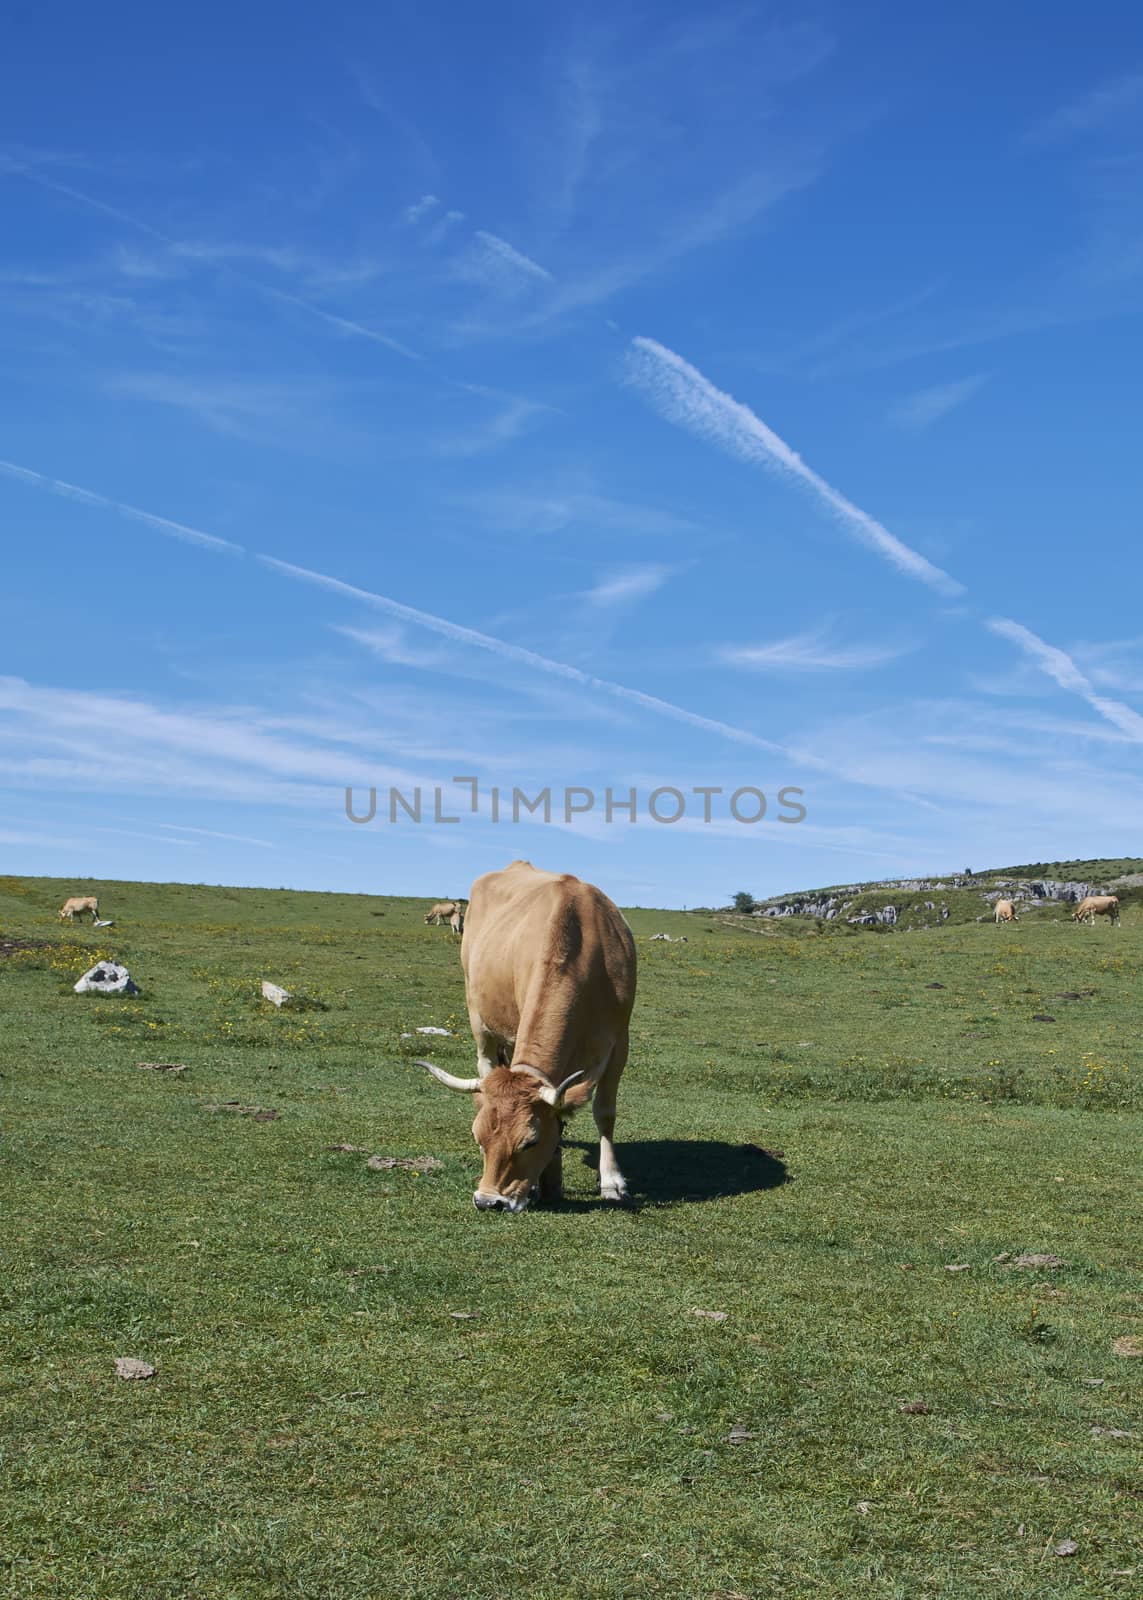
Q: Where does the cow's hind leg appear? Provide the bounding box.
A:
[593,1037,629,1203]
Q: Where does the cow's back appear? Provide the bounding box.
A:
[462,862,635,1042]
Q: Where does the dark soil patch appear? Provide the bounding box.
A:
[0,937,48,959]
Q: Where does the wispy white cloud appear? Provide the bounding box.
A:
[335,624,445,669]
[0,676,425,807]
[794,697,1143,836]
[549,45,604,228]
[0,827,96,850]
[256,280,419,359]
[802,297,1137,382]
[113,243,180,281]
[474,230,553,282]
[925,705,1142,750]
[506,13,834,326]
[4,458,769,766]
[154,822,274,847]
[8,161,172,241]
[120,239,388,295]
[581,565,675,607]
[509,164,823,334]
[622,342,1143,744]
[721,628,913,672]
[0,677,366,781]
[351,67,438,177]
[791,279,948,371]
[403,193,439,225]
[987,617,1143,742]
[889,374,988,431]
[0,146,94,176]
[1072,633,1143,694]
[105,373,337,445]
[0,458,242,554]
[1027,71,1143,146]
[459,486,701,539]
[0,265,203,343]
[453,230,555,296]
[434,394,553,457]
[426,208,466,244]
[259,555,795,757]
[626,336,965,596]
[9,163,419,360]
[170,240,305,273]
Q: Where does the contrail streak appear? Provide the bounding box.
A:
[0,459,243,554]
[627,335,964,596]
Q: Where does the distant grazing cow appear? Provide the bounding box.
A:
[1072,894,1120,925]
[424,900,460,926]
[419,860,636,1212]
[58,896,99,922]
[994,899,1018,924]
[448,906,464,936]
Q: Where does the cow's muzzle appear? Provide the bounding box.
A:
[473,1191,530,1213]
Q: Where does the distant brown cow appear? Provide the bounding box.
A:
[58,895,99,922]
[994,899,1018,924]
[448,906,464,936]
[1071,894,1120,925]
[424,900,460,926]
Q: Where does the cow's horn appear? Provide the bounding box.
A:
[551,1069,589,1105]
[417,1060,482,1092]
[511,1063,588,1107]
[510,1062,554,1085]
[511,1062,560,1106]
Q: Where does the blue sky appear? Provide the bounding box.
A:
[4,1,1143,907]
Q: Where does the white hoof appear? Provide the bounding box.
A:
[601,1178,629,1203]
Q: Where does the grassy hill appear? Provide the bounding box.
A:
[2,873,1140,1598]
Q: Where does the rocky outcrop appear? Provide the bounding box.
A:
[988,880,1093,903]
[741,868,1115,931]
[1026,879,1093,902]
[756,896,843,920]
[847,905,898,927]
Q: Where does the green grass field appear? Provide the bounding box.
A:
[1,874,1140,1599]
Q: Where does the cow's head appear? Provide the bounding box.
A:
[419,1061,594,1211]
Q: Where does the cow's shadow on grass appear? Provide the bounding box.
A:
[562,1138,790,1207]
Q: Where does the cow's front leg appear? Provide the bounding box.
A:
[538,1143,563,1205]
[595,1106,628,1202]
[593,1045,629,1202]
[467,1007,506,1080]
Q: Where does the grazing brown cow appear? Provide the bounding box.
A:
[58,896,99,922]
[419,860,636,1212]
[424,900,460,926]
[994,899,1018,924]
[1071,894,1120,925]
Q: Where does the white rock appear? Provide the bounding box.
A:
[74,962,138,995]
[261,980,291,1007]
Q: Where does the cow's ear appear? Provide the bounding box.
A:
[558,1078,596,1113]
